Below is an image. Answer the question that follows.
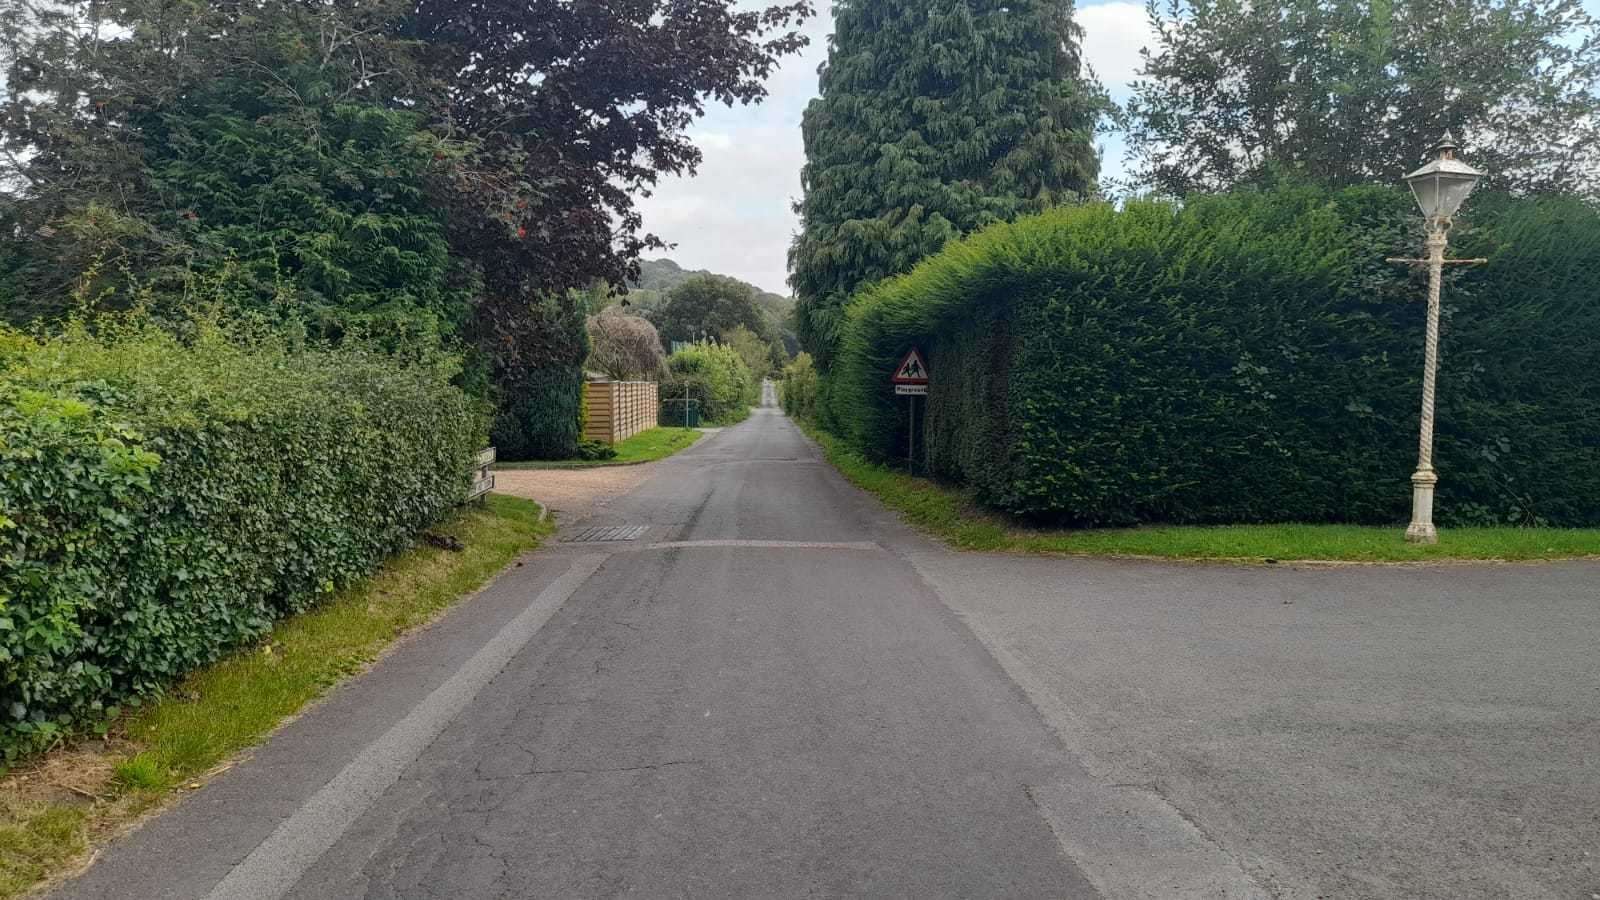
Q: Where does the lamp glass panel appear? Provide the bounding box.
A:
[1408,175,1442,218]
[1407,172,1481,219]
[1435,173,1480,218]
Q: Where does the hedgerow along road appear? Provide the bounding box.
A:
[53,398,1600,898]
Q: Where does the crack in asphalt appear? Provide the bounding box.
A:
[521,759,707,777]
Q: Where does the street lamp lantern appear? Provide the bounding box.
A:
[1403,133,1484,227]
[1389,132,1488,545]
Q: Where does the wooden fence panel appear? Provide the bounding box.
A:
[583,381,659,444]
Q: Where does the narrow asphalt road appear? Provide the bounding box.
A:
[55,407,1127,899]
[54,403,1599,899]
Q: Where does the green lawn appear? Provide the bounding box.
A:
[0,495,552,899]
[802,424,1600,563]
[497,426,703,470]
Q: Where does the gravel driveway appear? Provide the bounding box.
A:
[493,463,665,524]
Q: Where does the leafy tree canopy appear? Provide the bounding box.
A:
[723,324,779,378]
[407,0,813,316]
[0,0,460,346]
[1125,0,1600,198]
[652,273,774,346]
[630,257,793,321]
[1,0,813,456]
[789,0,1108,367]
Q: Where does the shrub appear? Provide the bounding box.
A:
[487,293,589,462]
[491,366,584,461]
[780,352,819,421]
[586,308,665,381]
[659,341,755,426]
[575,439,619,461]
[723,325,777,380]
[0,318,484,759]
[825,187,1600,527]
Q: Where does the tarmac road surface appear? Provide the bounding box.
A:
[55,403,1599,899]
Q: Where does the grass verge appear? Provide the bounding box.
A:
[0,494,551,899]
[497,426,703,470]
[801,423,1600,563]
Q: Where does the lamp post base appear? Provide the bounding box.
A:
[1405,469,1439,544]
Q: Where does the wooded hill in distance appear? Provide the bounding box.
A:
[630,259,795,322]
[625,258,798,354]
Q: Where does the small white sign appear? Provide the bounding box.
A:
[895,384,928,396]
[468,447,497,500]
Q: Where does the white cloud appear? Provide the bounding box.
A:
[635,5,829,294]
[692,130,736,152]
[635,122,807,293]
[1078,2,1155,98]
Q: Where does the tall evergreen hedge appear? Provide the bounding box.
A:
[790,0,1106,366]
[0,321,484,759]
[825,187,1600,526]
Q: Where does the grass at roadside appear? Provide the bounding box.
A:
[801,423,1600,563]
[0,494,551,899]
[497,426,703,470]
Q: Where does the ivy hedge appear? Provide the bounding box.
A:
[824,187,1600,527]
[0,320,484,759]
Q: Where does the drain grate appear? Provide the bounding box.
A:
[563,525,650,543]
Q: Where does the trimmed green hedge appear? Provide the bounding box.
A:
[780,352,820,421]
[660,341,757,426]
[0,320,484,759]
[825,187,1600,527]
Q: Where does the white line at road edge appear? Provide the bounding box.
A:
[897,549,1273,900]
[206,553,610,900]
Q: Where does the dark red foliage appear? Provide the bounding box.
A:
[409,0,813,336]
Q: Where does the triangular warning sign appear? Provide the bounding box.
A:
[891,348,929,384]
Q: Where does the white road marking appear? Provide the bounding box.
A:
[900,549,1273,900]
[643,540,880,552]
[205,553,610,900]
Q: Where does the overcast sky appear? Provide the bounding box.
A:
[633,1,1154,294]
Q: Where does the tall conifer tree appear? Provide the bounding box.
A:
[789,0,1106,365]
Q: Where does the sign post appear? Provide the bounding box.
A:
[891,349,930,473]
[468,447,497,502]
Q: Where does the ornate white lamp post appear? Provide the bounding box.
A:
[1390,133,1485,544]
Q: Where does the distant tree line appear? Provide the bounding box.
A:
[585,262,796,382]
